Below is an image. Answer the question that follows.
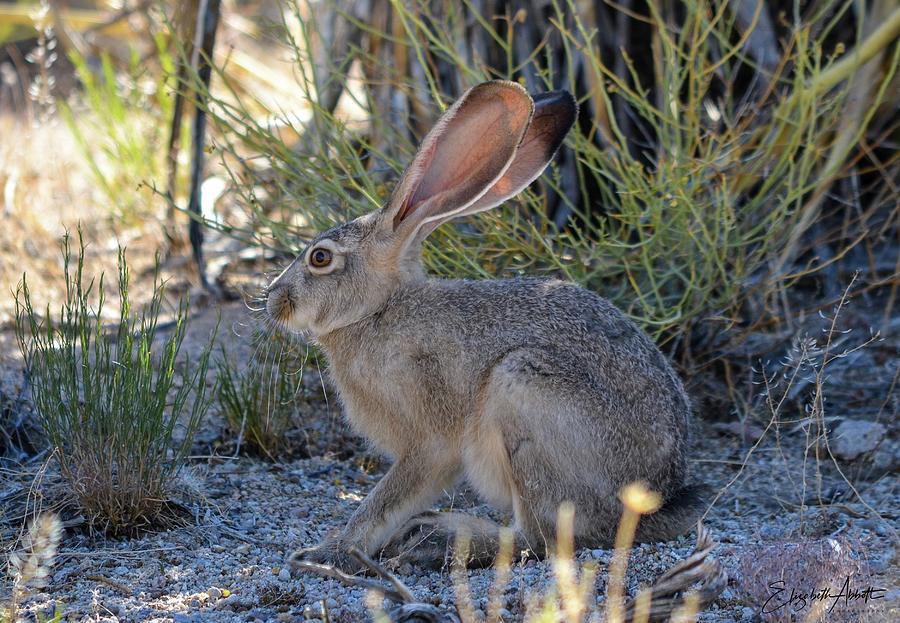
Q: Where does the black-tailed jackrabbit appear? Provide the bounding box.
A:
[267,80,702,570]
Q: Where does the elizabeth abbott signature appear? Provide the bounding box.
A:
[762,576,886,615]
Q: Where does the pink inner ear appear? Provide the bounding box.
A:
[407,107,507,209]
[391,83,534,231]
[458,91,577,215]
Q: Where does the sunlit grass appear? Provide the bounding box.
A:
[2,513,62,623]
[61,35,183,225]
[360,483,722,622]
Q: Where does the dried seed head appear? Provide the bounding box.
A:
[9,513,62,590]
[619,482,662,515]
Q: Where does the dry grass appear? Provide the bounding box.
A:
[351,483,725,622]
[0,116,94,324]
[702,277,898,544]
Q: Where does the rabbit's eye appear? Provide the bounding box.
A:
[309,247,333,268]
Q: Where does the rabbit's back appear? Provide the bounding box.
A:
[392,277,688,415]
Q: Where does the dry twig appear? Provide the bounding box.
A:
[623,523,728,622]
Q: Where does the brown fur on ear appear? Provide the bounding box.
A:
[385,81,534,235]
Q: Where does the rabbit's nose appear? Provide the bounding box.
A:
[266,285,295,322]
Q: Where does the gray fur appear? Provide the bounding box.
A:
[265,81,700,570]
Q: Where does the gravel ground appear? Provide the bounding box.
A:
[2,302,898,623]
[6,450,896,623]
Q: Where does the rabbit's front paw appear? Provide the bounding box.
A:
[287,541,357,572]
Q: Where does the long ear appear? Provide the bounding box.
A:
[456,90,577,216]
[384,80,534,242]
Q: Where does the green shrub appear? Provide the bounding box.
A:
[217,331,314,459]
[14,230,216,534]
[183,0,898,353]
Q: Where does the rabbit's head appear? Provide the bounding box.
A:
[266,80,576,336]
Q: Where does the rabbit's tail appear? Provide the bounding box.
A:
[635,483,708,542]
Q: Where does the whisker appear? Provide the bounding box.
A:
[248,317,276,365]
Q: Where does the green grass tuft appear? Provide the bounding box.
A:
[14,229,216,534]
[216,331,314,460]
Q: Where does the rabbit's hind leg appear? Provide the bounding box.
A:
[479,348,623,552]
[382,511,529,569]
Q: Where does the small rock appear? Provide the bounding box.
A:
[215,594,240,610]
[831,419,886,460]
[41,601,58,620]
[871,443,900,474]
[278,568,292,582]
[868,546,894,573]
[741,606,756,620]
[208,587,223,600]
[248,608,272,620]
[712,421,765,443]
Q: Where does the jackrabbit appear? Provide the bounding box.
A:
[266,80,702,570]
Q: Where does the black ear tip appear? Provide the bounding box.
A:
[533,89,576,106]
[533,90,578,126]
